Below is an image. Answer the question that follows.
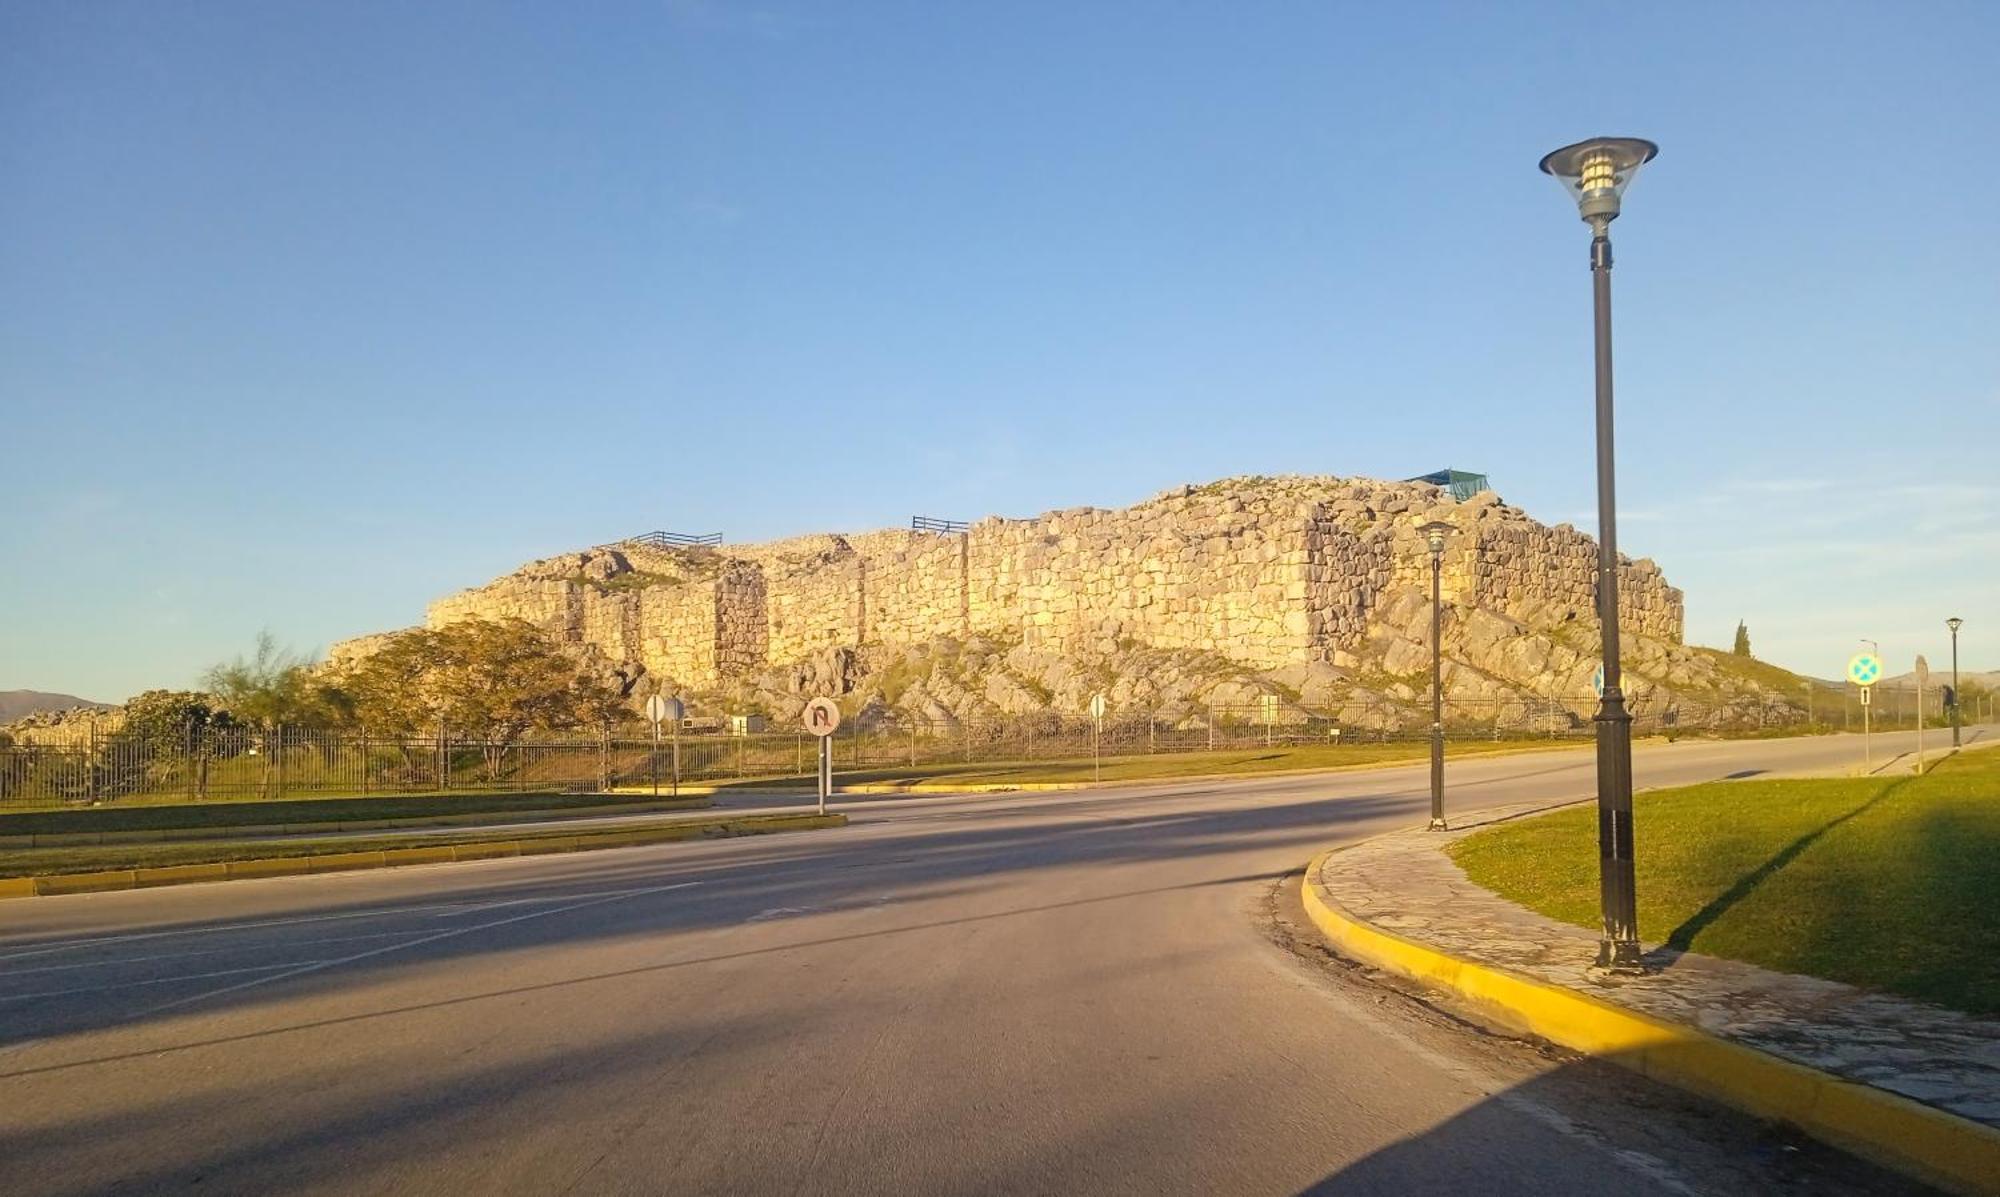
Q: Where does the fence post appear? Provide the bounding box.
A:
[273,723,284,800]
[186,718,197,803]
[598,724,610,792]
[1208,696,1215,752]
[737,731,746,778]
[360,730,370,796]
[86,719,98,804]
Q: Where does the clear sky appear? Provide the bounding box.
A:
[4,2,1995,703]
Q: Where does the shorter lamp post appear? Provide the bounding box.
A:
[1948,617,1964,748]
[1419,520,1455,830]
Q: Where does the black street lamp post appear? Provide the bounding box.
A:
[1948,617,1964,748]
[1540,136,1657,973]
[1419,520,1455,831]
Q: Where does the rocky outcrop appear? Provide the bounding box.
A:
[330,475,1779,727]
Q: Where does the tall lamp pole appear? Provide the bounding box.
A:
[1541,136,1658,973]
[1947,617,1963,748]
[1419,521,1455,830]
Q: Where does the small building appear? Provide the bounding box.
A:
[728,714,767,737]
[1406,468,1493,503]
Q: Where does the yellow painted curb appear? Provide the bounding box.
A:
[0,797,715,848]
[1300,848,2000,1197]
[307,851,388,874]
[226,857,310,880]
[383,845,458,867]
[135,862,230,889]
[35,869,137,895]
[449,841,521,861]
[0,813,849,901]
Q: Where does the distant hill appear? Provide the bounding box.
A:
[0,690,113,722]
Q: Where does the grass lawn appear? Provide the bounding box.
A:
[0,811,796,878]
[1448,747,2000,1015]
[0,791,695,837]
[720,736,1585,789]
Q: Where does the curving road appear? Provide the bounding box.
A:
[0,729,1971,1195]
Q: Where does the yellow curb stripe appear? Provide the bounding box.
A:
[1300,849,2000,1197]
[33,869,138,896]
[0,813,848,900]
[0,798,715,848]
[134,862,230,889]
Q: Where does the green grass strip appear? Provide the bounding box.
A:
[1449,747,2000,1016]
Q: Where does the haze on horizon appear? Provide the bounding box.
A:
[3,2,1994,703]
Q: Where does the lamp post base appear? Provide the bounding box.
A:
[1593,938,1647,974]
[1427,818,1449,832]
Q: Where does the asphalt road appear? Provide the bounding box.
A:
[0,729,1974,1196]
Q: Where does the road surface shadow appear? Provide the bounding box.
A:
[1300,1052,1939,1196]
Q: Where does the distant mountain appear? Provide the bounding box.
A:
[0,690,113,722]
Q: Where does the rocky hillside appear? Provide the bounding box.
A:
[0,690,110,723]
[331,475,1809,732]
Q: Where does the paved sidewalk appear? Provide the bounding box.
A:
[1315,802,2000,1129]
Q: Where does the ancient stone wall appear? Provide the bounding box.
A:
[363,475,1684,690]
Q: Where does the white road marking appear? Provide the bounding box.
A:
[0,888,674,965]
[747,906,815,922]
[0,931,438,978]
[138,880,701,1017]
[0,962,327,1004]
[0,897,548,963]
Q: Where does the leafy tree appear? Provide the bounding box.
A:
[1732,621,1752,657]
[202,633,349,798]
[340,618,627,780]
[112,689,241,798]
[202,632,349,730]
[0,729,23,800]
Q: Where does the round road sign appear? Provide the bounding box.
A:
[644,695,683,725]
[1089,693,1107,720]
[802,697,842,737]
[1847,653,1882,687]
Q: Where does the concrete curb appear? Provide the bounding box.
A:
[822,742,1601,796]
[0,796,716,848]
[0,812,847,901]
[1299,847,2000,1197]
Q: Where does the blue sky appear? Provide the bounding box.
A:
[4,2,1995,702]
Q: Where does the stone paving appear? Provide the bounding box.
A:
[1312,801,2000,1129]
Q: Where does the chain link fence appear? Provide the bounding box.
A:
[2,690,1986,811]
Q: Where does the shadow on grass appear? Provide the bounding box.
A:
[1660,774,1914,954]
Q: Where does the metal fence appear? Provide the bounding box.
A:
[2,692,1985,811]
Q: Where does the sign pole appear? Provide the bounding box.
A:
[818,735,830,815]
[1089,693,1107,783]
[802,697,841,815]
[651,718,660,797]
[671,718,680,798]
[1848,652,1881,775]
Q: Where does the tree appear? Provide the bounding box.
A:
[1732,621,1752,657]
[105,690,239,799]
[340,618,627,780]
[202,633,349,798]
[202,632,348,730]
